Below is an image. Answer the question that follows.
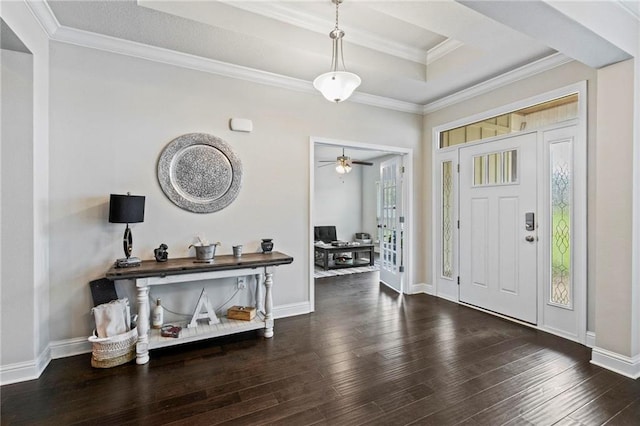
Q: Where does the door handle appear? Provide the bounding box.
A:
[525,235,535,242]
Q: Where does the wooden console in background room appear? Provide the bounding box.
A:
[106,251,293,364]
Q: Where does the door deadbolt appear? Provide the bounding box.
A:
[525,212,535,231]
[525,235,535,242]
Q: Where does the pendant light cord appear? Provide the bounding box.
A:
[331,0,348,72]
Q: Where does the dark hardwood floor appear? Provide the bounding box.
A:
[2,272,640,425]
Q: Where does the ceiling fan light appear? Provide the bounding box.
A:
[335,161,352,174]
[313,71,361,103]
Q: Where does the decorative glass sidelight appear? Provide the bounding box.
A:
[550,141,572,307]
[442,161,453,278]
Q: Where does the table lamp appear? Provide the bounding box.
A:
[109,193,145,267]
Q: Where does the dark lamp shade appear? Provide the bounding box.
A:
[109,194,145,224]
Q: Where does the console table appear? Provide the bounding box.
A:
[106,251,293,364]
[314,243,374,270]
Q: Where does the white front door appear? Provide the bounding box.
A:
[379,157,403,293]
[459,133,538,323]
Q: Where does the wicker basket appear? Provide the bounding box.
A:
[88,327,138,368]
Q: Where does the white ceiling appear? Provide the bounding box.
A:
[42,1,636,106]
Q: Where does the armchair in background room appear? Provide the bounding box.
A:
[314,225,337,243]
[314,226,337,262]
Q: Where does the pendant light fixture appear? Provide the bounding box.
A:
[313,0,361,103]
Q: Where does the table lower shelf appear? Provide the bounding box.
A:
[314,258,373,270]
[148,313,267,350]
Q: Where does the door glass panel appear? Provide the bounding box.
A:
[474,150,518,187]
[502,150,518,183]
[382,164,397,273]
[550,141,572,307]
[487,153,501,184]
[442,161,453,278]
[473,156,485,185]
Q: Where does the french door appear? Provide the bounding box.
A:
[459,133,538,323]
[379,157,403,293]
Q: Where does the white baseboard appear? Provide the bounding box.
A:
[273,301,311,319]
[586,331,596,348]
[591,346,640,379]
[50,336,92,359]
[408,283,434,295]
[2,302,311,385]
[0,346,51,386]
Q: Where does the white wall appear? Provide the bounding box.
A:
[0,0,51,384]
[314,153,399,245]
[47,41,422,343]
[1,49,34,366]
[361,159,379,241]
[314,162,363,242]
[594,59,634,357]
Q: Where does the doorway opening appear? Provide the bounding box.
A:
[309,137,413,311]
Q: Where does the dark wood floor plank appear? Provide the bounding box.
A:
[566,377,640,424]
[515,368,626,425]
[267,406,326,426]
[2,271,637,426]
[408,356,580,425]
[605,398,640,425]
[366,347,572,426]
[468,361,599,425]
[213,387,340,426]
[162,393,280,426]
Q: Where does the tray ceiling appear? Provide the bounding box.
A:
[42,1,632,107]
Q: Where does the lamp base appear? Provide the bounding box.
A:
[115,257,141,268]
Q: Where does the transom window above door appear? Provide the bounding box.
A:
[440,94,578,148]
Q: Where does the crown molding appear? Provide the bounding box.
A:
[24,0,570,116]
[427,38,464,65]
[423,52,573,114]
[220,1,427,64]
[25,0,59,37]
[616,0,640,20]
[350,92,423,115]
[25,1,421,114]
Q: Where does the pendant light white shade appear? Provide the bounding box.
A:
[314,0,360,103]
[313,71,361,103]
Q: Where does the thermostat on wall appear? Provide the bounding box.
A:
[229,118,253,133]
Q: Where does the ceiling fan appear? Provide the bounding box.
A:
[318,148,374,174]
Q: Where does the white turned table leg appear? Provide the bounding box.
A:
[254,273,264,313]
[263,268,274,338]
[135,279,150,364]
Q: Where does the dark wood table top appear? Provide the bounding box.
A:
[106,251,294,280]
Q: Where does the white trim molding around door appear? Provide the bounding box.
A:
[431,81,588,345]
[309,137,414,312]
